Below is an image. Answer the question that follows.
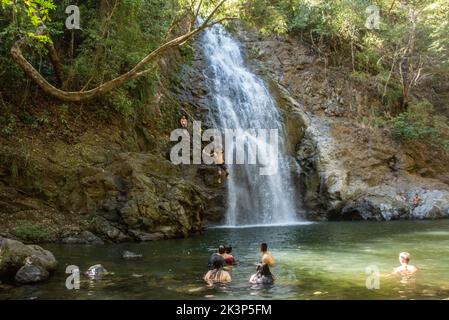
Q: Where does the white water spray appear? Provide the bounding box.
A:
[201,24,300,226]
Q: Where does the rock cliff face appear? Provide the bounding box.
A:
[233,25,449,221]
[2,21,449,245]
[65,153,210,242]
[0,23,226,243]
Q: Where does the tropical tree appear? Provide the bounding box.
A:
[0,0,229,102]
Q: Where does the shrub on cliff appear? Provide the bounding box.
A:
[13,222,50,244]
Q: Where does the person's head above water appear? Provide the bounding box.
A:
[399,252,411,265]
[218,245,226,255]
[260,243,268,253]
[225,245,232,254]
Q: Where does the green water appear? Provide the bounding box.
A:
[1,220,449,300]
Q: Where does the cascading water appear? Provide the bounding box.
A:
[201,24,300,226]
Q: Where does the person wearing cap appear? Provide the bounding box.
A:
[203,259,231,284]
[393,252,418,276]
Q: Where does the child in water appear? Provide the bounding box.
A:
[393,252,418,276]
[204,259,231,284]
[249,263,274,285]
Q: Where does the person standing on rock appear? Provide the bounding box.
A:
[412,193,422,209]
[213,147,229,184]
[180,115,188,129]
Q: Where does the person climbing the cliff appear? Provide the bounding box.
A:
[260,243,275,267]
[393,252,418,277]
[412,193,422,209]
[180,115,188,129]
[249,263,274,285]
[213,147,229,184]
[208,245,226,269]
[223,245,236,266]
[204,259,231,284]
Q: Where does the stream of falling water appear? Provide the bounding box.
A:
[201,24,300,226]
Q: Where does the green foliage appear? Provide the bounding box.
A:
[107,88,135,117]
[390,100,449,147]
[14,222,50,243]
[0,112,17,137]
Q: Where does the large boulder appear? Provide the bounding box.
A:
[66,153,209,242]
[0,238,57,280]
[340,194,409,221]
[411,190,449,219]
[15,265,49,284]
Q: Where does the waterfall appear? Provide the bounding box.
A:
[201,24,300,226]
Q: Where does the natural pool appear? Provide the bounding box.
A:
[1,220,449,300]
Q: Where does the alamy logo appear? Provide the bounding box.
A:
[365,5,380,30]
[365,265,380,290]
[65,5,80,30]
[65,265,80,290]
[170,121,279,176]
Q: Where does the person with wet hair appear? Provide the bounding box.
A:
[204,259,231,284]
[249,263,274,285]
[208,245,226,269]
[393,252,418,276]
[223,245,236,266]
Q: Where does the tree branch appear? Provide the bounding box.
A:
[10,1,227,102]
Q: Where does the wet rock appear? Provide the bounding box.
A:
[72,153,209,242]
[62,231,104,245]
[122,251,143,260]
[90,217,132,243]
[128,230,164,241]
[15,265,49,284]
[340,194,409,221]
[0,238,57,280]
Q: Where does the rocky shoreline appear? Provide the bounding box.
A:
[0,237,57,285]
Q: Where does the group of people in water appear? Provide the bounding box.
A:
[204,243,275,285]
[203,244,419,286]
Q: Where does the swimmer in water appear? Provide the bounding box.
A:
[208,245,226,269]
[393,252,418,277]
[204,259,231,284]
[249,263,274,285]
[223,245,236,266]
